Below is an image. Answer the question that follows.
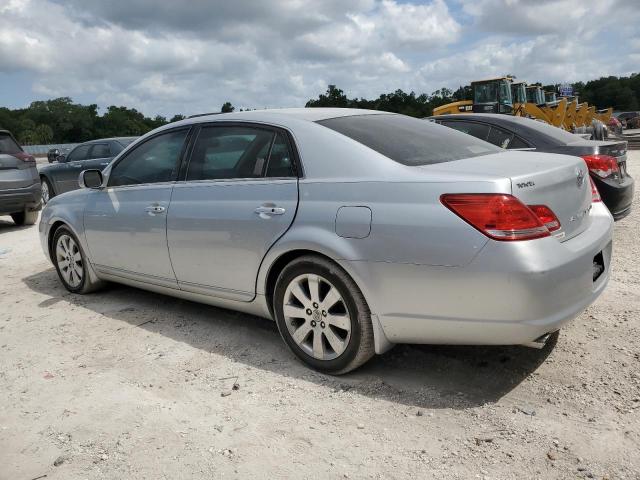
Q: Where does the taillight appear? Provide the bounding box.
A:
[581,154,619,178]
[10,152,36,163]
[590,177,601,202]
[528,205,561,232]
[440,194,550,241]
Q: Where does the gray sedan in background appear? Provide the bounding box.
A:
[39,109,613,374]
[39,137,136,204]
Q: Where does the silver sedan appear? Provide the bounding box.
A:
[39,108,614,374]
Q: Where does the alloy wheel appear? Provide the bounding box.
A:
[55,234,83,288]
[41,180,50,204]
[282,273,352,361]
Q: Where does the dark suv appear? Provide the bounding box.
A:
[0,130,41,225]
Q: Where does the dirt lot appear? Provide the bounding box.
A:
[1,153,638,480]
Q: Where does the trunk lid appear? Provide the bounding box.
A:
[423,151,593,241]
[0,132,37,189]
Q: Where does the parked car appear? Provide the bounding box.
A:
[40,109,613,374]
[614,111,640,130]
[0,129,41,225]
[607,116,623,136]
[39,137,137,204]
[431,113,634,220]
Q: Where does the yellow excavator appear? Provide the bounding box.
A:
[433,76,608,139]
[432,77,513,115]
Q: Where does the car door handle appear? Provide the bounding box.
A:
[145,205,166,214]
[255,205,286,216]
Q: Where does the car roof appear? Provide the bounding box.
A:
[174,108,392,126]
[430,113,583,146]
[80,136,137,144]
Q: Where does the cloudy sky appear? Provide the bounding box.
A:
[1,0,638,117]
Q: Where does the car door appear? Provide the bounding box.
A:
[167,124,299,301]
[55,144,92,193]
[84,128,190,287]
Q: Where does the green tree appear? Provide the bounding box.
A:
[221,102,235,113]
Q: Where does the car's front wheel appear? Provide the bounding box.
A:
[52,226,104,294]
[273,255,374,374]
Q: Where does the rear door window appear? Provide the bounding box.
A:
[265,132,296,177]
[0,133,22,154]
[89,143,111,159]
[487,126,514,149]
[507,136,530,149]
[440,120,491,141]
[187,126,276,180]
[318,115,500,166]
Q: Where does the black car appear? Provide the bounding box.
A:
[39,137,136,204]
[430,113,634,220]
[0,129,41,225]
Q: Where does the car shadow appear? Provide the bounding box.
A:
[22,267,556,410]
[0,216,36,234]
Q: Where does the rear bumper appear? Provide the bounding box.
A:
[0,183,42,215]
[345,202,613,346]
[595,174,634,221]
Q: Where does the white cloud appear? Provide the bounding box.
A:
[0,0,637,116]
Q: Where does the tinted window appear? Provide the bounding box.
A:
[89,143,110,159]
[318,115,500,166]
[187,126,275,180]
[265,132,296,177]
[508,136,530,149]
[0,133,22,154]
[109,129,188,187]
[67,144,91,161]
[487,126,514,148]
[441,120,491,141]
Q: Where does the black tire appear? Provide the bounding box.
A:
[273,255,375,375]
[41,176,55,204]
[51,226,105,294]
[11,210,38,226]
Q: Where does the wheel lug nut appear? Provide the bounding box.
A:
[306,308,312,315]
[313,302,319,309]
[320,322,325,328]
[311,320,317,327]
[322,311,327,317]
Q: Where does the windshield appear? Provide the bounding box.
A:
[473,82,498,104]
[0,133,22,154]
[512,84,527,103]
[498,80,513,105]
[317,114,501,166]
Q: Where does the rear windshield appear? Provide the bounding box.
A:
[317,114,500,166]
[0,133,22,154]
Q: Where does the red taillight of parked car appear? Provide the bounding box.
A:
[581,154,619,178]
[440,193,551,241]
[10,152,36,163]
[590,177,602,202]
[528,205,561,232]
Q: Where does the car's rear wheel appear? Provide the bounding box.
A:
[52,226,104,294]
[273,255,374,374]
[11,210,38,226]
[41,177,54,204]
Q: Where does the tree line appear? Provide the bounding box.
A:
[1,74,637,145]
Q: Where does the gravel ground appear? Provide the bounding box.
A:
[1,152,638,480]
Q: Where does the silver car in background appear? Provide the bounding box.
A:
[39,108,613,374]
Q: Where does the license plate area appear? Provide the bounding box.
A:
[593,251,605,282]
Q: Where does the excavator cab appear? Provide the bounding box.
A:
[544,91,557,103]
[471,78,513,114]
[526,85,545,106]
[511,81,527,104]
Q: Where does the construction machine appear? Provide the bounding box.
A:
[432,77,513,116]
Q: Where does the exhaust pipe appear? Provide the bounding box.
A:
[522,332,553,349]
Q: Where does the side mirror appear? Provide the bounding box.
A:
[79,169,104,189]
[57,154,67,163]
